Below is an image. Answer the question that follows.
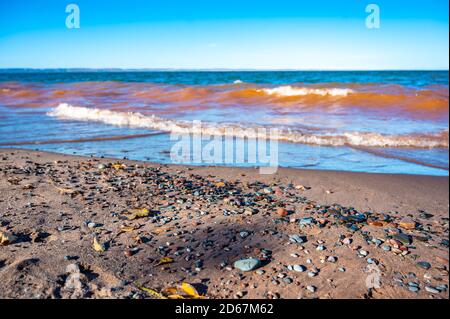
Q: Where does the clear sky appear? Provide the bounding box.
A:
[0,0,448,70]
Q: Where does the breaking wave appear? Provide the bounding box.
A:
[258,86,354,97]
[48,103,449,149]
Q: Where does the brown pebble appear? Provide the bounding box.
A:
[277,207,288,217]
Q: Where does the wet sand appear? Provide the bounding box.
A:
[0,148,448,299]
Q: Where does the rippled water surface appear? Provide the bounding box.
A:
[0,70,448,175]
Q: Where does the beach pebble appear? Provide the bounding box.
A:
[293,265,306,272]
[416,261,431,270]
[327,256,337,263]
[289,235,307,244]
[277,207,288,217]
[239,231,250,239]
[342,237,352,245]
[234,258,261,272]
[306,285,316,293]
[359,249,368,257]
[408,286,420,293]
[425,286,440,294]
[367,258,378,265]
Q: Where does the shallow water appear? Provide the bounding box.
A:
[0,70,448,175]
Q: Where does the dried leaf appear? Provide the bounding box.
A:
[161,287,179,295]
[156,257,174,266]
[55,187,76,195]
[180,282,201,298]
[93,236,106,252]
[0,230,16,245]
[215,182,225,187]
[135,283,167,299]
[119,226,135,233]
[112,163,126,170]
[127,208,150,220]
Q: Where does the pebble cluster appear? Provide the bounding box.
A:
[0,152,448,299]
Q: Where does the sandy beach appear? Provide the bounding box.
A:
[0,148,448,299]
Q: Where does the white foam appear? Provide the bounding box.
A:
[48,103,448,149]
[258,86,353,97]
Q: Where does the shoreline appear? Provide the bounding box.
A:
[0,148,448,299]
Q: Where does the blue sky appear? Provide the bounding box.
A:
[0,0,448,69]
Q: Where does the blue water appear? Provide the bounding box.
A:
[0,70,448,175]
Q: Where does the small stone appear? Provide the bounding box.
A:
[416,261,431,270]
[342,237,352,245]
[283,277,293,284]
[316,245,325,251]
[399,218,416,230]
[234,258,261,272]
[359,250,368,257]
[367,258,378,265]
[327,256,337,263]
[87,222,97,229]
[408,286,420,293]
[239,231,250,239]
[235,291,245,298]
[393,233,412,245]
[425,286,440,294]
[436,284,448,292]
[293,265,306,272]
[338,267,346,272]
[307,271,317,278]
[306,285,316,292]
[382,245,391,251]
[299,217,313,226]
[277,207,288,217]
[289,235,307,244]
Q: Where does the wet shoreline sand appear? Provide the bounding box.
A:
[0,148,448,299]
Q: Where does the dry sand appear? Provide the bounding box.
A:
[0,148,448,299]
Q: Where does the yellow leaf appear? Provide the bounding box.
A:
[180,282,200,298]
[0,230,16,246]
[93,236,106,252]
[127,208,150,220]
[215,182,225,187]
[161,287,179,295]
[135,283,167,299]
[156,257,174,266]
[130,208,149,217]
[112,163,126,170]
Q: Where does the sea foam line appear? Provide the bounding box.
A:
[258,86,354,97]
[47,103,448,149]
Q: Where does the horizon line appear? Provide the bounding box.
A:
[0,68,449,72]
